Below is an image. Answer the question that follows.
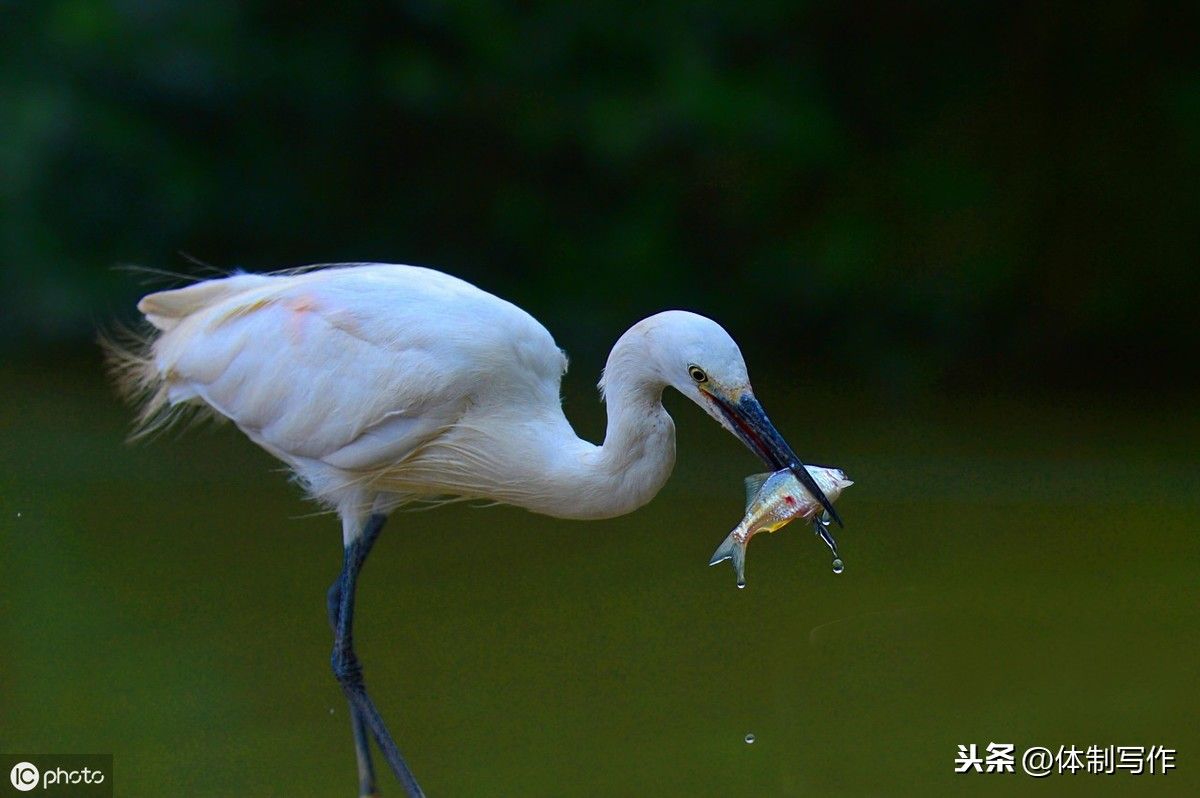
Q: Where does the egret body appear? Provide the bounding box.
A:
[109,263,840,797]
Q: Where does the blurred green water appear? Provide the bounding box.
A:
[1,360,1197,797]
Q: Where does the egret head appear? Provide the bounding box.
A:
[628,310,843,524]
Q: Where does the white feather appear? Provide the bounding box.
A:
[116,263,769,538]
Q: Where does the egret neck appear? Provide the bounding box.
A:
[571,330,677,519]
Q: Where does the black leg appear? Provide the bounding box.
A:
[327,579,378,797]
[331,513,425,798]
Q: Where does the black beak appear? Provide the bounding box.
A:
[706,391,844,527]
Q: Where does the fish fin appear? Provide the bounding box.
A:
[743,472,773,509]
[709,531,747,587]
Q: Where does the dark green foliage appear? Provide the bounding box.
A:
[3,2,1197,388]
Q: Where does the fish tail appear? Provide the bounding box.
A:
[708,531,747,587]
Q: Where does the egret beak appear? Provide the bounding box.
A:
[703,391,844,527]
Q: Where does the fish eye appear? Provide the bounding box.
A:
[688,365,708,383]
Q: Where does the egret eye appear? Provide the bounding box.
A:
[688,365,708,383]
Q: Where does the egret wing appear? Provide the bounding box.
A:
[143,265,562,471]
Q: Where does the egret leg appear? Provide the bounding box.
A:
[331,513,425,798]
[327,578,378,796]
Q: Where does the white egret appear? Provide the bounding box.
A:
[107,262,842,797]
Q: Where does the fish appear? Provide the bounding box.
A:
[709,465,853,587]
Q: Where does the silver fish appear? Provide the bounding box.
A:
[709,466,853,586]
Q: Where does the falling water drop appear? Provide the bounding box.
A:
[744,733,756,744]
[831,558,844,574]
[819,512,831,527]
[736,579,746,589]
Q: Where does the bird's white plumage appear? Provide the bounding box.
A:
[112,261,828,795]
[127,263,760,537]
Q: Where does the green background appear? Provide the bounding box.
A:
[1,3,1197,796]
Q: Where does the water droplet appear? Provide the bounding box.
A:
[820,513,831,527]
[744,733,756,744]
[736,579,746,589]
[831,558,844,574]
[329,707,335,715]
